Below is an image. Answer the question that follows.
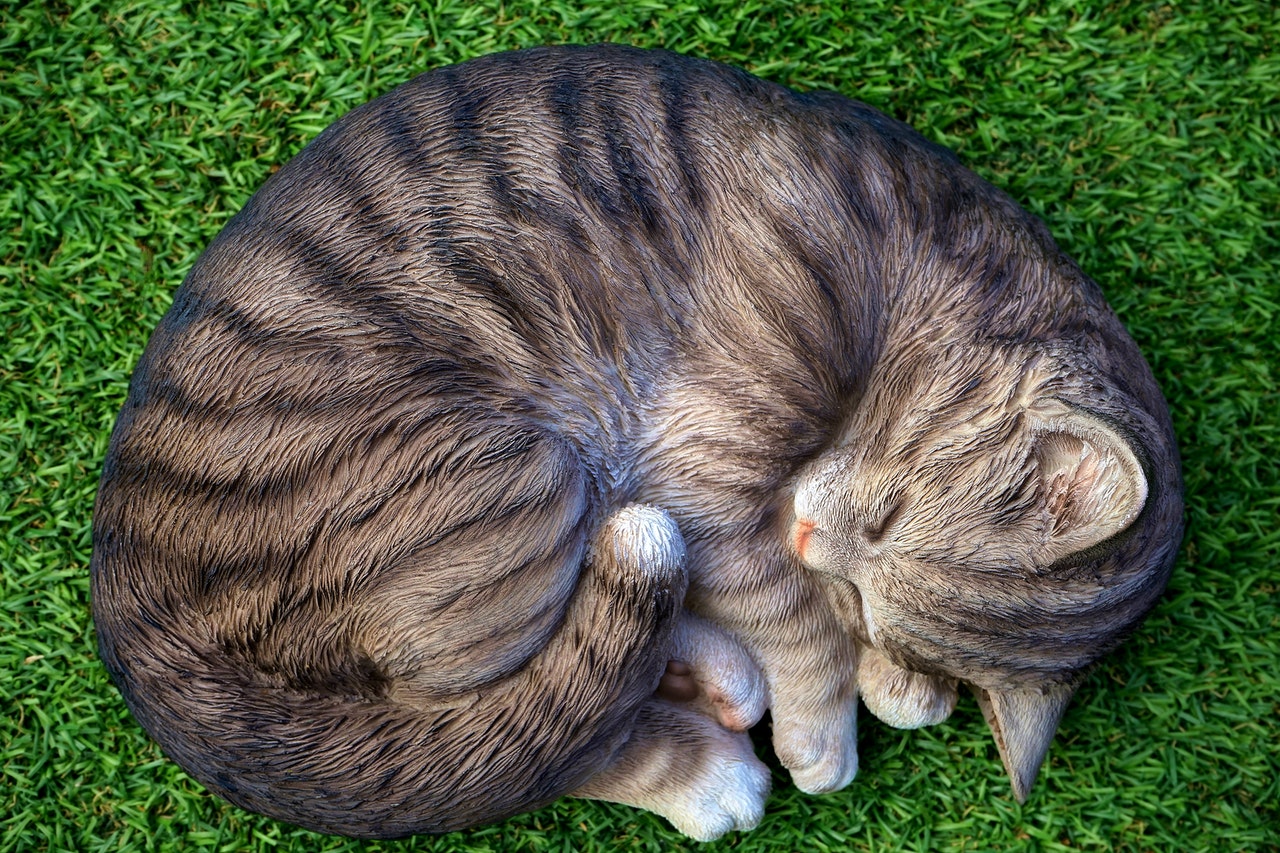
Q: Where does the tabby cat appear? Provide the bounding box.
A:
[91,44,1183,841]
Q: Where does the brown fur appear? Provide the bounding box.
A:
[92,45,1182,839]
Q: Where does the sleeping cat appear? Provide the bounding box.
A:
[91,44,1183,840]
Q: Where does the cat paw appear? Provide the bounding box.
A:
[772,704,859,794]
[656,728,771,841]
[857,645,957,729]
[657,613,768,732]
[572,700,770,841]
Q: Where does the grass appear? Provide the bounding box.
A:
[2,0,1277,850]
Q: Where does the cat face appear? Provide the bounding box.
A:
[793,348,1150,682]
[791,349,1157,798]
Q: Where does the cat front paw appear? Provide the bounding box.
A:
[771,701,859,794]
[857,645,957,729]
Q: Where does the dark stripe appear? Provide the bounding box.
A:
[376,86,432,172]
[369,81,542,340]
[831,165,889,248]
[549,69,629,222]
[284,225,421,348]
[599,96,663,238]
[762,206,853,369]
[279,143,440,349]
[771,214,845,325]
[377,70,539,229]
[437,65,528,221]
[423,223,538,341]
[654,61,707,212]
[440,64,487,156]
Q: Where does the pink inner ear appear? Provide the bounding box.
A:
[1034,421,1147,558]
[1041,435,1096,535]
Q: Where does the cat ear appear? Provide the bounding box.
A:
[1028,404,1148,565]
[973,682,1075,802]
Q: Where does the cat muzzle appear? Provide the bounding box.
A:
[792,517,817,561]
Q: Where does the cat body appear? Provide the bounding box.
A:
[91,45,1182,840]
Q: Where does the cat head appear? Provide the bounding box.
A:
[791,344,1179,799]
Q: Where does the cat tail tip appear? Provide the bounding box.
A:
[591,504,687,592]
[973,682,1074,803]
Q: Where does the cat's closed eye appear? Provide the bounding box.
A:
[863,499,905,544]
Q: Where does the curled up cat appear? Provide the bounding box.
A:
[91,45,1183,841]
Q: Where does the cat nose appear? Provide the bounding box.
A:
[792,517,817,560]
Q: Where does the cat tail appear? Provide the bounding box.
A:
[94,431,687,838]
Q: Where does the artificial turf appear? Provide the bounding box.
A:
[2,1,1277,851]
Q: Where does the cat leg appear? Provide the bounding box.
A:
[572,504,765,841]
[656,612,768,732]
[695,567,861,795]
[761,612,861,795]
[856,643,957,729]
[571,698,771,842]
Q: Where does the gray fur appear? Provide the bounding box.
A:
[91,44,1182,839]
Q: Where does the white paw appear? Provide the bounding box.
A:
[860,678,957,729]
[857,645,958,730]
[661,730,770,842]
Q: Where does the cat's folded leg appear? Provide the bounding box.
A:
[570,698,771,842]
[856,643,957,729]
[657,612,768,732]
[685,562,860,795]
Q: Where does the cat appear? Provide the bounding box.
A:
[91,44,1183,841]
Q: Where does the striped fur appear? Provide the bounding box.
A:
[92,45,1182,839]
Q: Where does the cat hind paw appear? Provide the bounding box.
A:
[658,731,770,841]
[659,613,768,732]
[572,702,770,842]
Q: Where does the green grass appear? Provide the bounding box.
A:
[3,0,1277,850]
